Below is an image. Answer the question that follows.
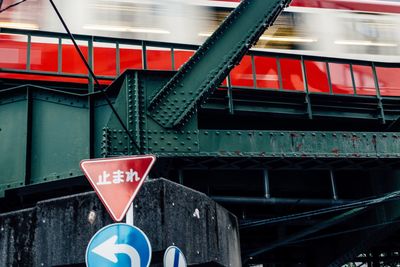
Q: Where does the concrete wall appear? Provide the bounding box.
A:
[0,178,241,266]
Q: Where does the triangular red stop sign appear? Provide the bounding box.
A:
[80,155,156,222]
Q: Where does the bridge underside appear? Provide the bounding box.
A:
[2,69,400,266]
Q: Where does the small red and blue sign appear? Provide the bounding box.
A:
[163,246,187,267]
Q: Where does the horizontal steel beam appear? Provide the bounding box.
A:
[211,196,354,207]
[196,130,400,158]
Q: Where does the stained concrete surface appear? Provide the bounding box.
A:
[0,178,241,266]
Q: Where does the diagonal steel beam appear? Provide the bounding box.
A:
[148,0,292,129]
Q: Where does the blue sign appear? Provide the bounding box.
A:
[86,223,152,267]
[163,246,187,267]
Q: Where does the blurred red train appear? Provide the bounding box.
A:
[218,0,400,14]
[1,0,400,96]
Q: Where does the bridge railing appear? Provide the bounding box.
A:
[1,28,400,97]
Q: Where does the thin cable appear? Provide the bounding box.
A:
[244,217,400,261]
[244,204,400,260]
[245,206,367,260]
[0,84,102,97]
[286,218,400,245]
[0,0,26,13]
[48,0,141,154]
[241,190,400,229]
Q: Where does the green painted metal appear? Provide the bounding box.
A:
[0,89,28,196]
[0,85,116,195]
[102,71,400,159]
[148,0,292,129]
[2,68,400,196]
[197,130,400,158]
[105,71,200,156]
[29,91,89,184]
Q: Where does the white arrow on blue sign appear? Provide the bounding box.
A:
[86,223,152,267]
[163,246,187,267]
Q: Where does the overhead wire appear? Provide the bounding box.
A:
[286,217,400,246]
[244,216,400,262]
[0,0,142,153]
[48,0,142,154]
[245,205,368,260]
[243,190,400,261]
[0,84,103,97]
[240,189,400,229]
[0,0,26,14]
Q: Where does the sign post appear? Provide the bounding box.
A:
[126,203,134,226]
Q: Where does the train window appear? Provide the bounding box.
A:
[305,60,329,93]
[230,55,254,88]
[329,63,354,95]
[146,47,172,70]
[377,67,400,97]
[0,34,27,70]
[31,36,58,73]
[280,58,304,91]
[173,49,195,70]
[338,14,399,57]
[94,42,116,77]
[62,39,88,75]
[254,56,279,90]
[119,45,143,72]
[352,65,377,96]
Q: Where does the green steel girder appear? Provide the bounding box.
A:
[0,84,115,196]
[0,90,28,196]
[104,71,400,159]
[3,69,400,197]
[148,0,292,129]
[197,130,400,158]
[106,71,200,156]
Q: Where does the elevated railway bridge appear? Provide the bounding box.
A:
[2,0,400,266]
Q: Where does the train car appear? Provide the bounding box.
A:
[211,0,400,61]
[1,0,400,96]
[2,0,400,59]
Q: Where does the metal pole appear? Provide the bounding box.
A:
[263,169,270,198]
[330,170,338,200]
[301,56,313,119]
[227,75,234,115]
[251,55,257,89]
[276,56,283,90]
[26,35,31,71]
[372,62,386,124]
[326,61,333,94]
[126,203,134,226]
[178,169,184,185]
